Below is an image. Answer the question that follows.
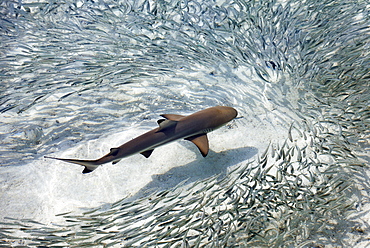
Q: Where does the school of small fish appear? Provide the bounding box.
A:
[0,0,369,247]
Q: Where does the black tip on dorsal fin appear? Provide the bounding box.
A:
[157,119,166,125]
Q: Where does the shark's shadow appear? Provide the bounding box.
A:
[129,146,258,201]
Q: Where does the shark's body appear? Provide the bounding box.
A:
[45,106,237,173]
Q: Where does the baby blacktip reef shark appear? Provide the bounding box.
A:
[45,106,238,173]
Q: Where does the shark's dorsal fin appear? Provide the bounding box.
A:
[141,149,154,158]
[156,119,178,132]
[160,114,185,121]
[185,134,209,157]
[157,119,166,125]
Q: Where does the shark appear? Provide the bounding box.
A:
[45,106,238,173]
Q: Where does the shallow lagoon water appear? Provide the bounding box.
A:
[0,0,369,247]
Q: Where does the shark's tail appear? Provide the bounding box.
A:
[44,156,99,173]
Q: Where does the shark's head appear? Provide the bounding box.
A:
[214,106,238,123]
[198,106,238,132]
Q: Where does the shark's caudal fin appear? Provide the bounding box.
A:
[44,156,99,174]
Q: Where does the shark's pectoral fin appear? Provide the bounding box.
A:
[156,119,178,132]
[185,134,209,157]
[160,114,185,121]
[141,149,154,158]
